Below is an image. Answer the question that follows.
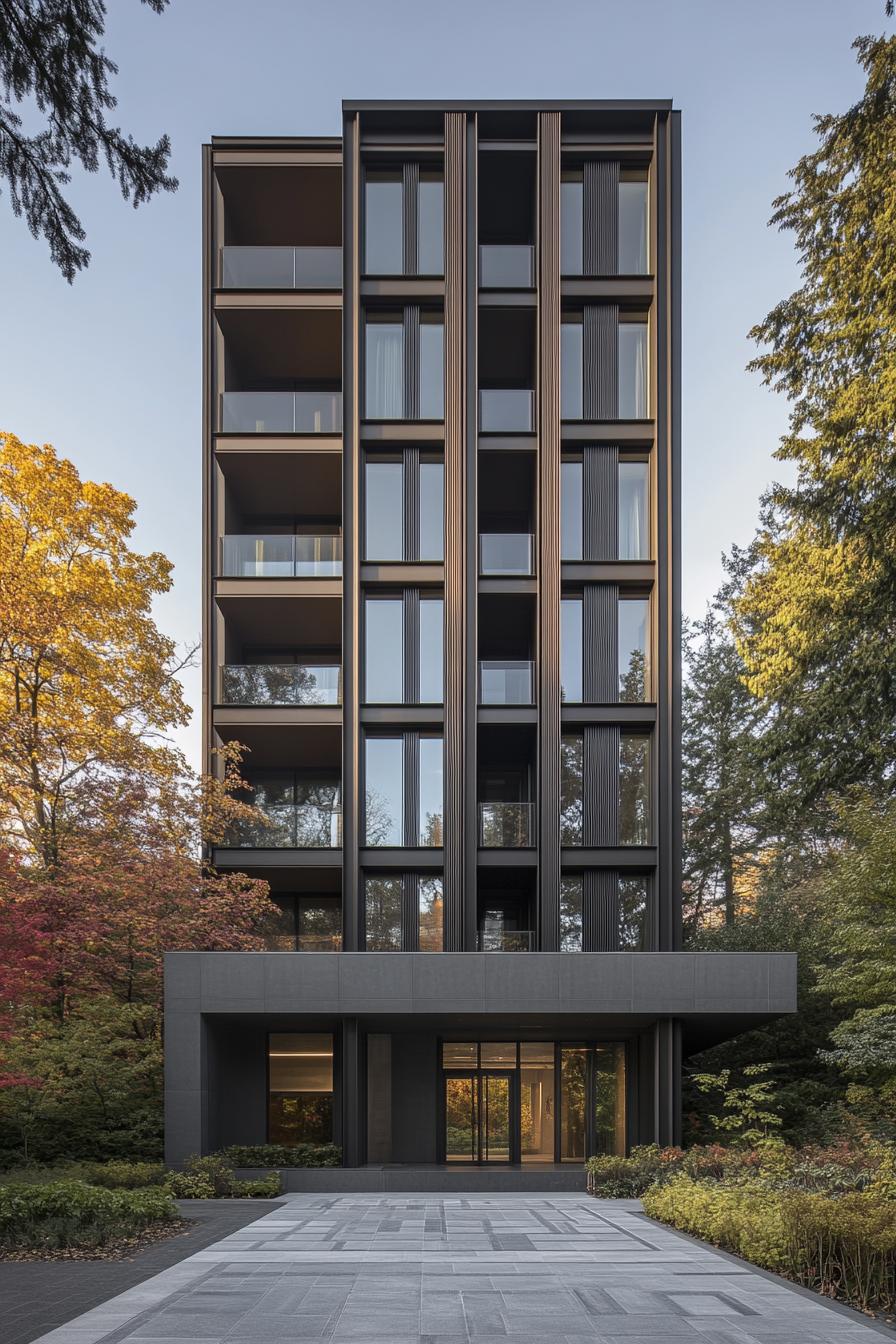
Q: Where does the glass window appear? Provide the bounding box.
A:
[418,174,444,275]
[561,597,583,703]
[618,177,648,275]
[560,735,583,846]
[268,1033,333,1146]
[561,319,583,419]
[365,461,404,560]
[365,173,403,274]
[561,460,583,560]
[365,598,403,703]
[443,1041,478,1067]
[560,1046,587,1161]
[366,319,404,419]
[297,897,342,952]
[561,175,583,275]
[419,598,444,704]
[618,321,648,419]
[618,875,649,950]
[365,876,403,950]
[520,1042,555,1163]
[418,736,443,846]
[418,876,444,950]
[365,737,403,845]
[419,317,444,419]
[593,1044,626,1156]
[560,876,583,951]
[419,460,444,560]
[619,734,651,844]
[618,597,650,702]
[481,1042,517,1067]
[618,461,649,560]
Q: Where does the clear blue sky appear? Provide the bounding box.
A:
[1,0,889,767]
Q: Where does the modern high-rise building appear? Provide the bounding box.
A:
[165,101,795,1186]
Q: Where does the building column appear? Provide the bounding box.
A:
[537,110,562,952]
[342,111,361,949]
[341,1017,362,1166]
[655,1018,682,1147]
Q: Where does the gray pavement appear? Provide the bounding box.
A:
[28,1193,893,1343]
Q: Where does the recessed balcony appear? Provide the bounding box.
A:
[479,533,533,576]
[227,803,343,849]
[220,246,342,290]
[220,390,342,435]
[477,928,533,952]
[221,535,342,579]
[479,244,534,290]
[265,933,343,952]
[479,389,534,433]
[479,802,533,848]
[220,665,342,707]
[478,660,534,706]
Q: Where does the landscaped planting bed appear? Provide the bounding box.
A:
[0,1180,183,1260]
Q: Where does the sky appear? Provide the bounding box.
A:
[1,0,890,769]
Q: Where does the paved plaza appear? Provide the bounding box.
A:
[30,1194,893,1344]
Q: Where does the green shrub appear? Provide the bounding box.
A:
[643,1174,896,1315]
[586,1145,683,1197]
[230,1175,281,1198]
[85,1160,167,1189]
[166,1154,281,1198]
[0,1180,177,1250]
[220,1143,342,1169]
[165,1172,216,1199]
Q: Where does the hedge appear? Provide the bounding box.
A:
[0,1180,178,1250]
[165,1154,281,1198]
[643,1174,896,1315]
[220,1143,342,1169]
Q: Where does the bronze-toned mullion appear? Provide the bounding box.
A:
[404,587,420,703]
[405,306,420,420]
[403,872,418,950]
[404,731,419,847]
[405,446,420,560]
[403,162,419,276]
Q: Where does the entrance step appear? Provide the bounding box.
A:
[237,1165,587,1193]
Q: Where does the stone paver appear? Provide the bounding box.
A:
[26,1194,894,1343]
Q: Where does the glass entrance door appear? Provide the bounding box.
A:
[444,1071,514,1163]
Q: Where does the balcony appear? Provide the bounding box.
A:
[479,388,534,433]
[478,660,534,706]
[220,390,342,434]
[221,535,342,578]
[226,804,342,849]
[264,933,343,952]
[220,246,341,290]
[479,533,533,576]
[477,929,533,952]
[479,802,533,848]
[220,665,341,707]
[479,245,534,289]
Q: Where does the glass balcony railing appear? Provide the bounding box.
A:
[478,244,534,289]
[478,660,534,706]
[479,388,534,433]
[479,533,534,576]
[220,391,342,434]
[225,804,342,849]
[479,802,533,848]
[477,928,533,952]
[220,246,342,290]
[221,535,342,578]
[264,933,343,952]
[220,665,342,707]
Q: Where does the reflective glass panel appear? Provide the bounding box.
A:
[561,320,583,419]
[618,461,649,559]
[443,1042,478,1068]
[366,320,404,419]
[618,598,650,702]
[480,1042,517,1068]
[482,1074,511,1162]
[560,736,583,846]
[419,461,444,559]
[419,318,444,419]
[365,173,403,274]
[618,322,648,419]
[419,598,444,703]
[593,1044,627,1156]
[521,1044,555,1163]
[619,734,651,844]
[365,599,403,703]
[268,1033,334,1146]
[618,179,649,274]
[418,174,444,275]
[618,875,649,950]
[560,1046,587,1161]
[561,460,583,560]
[561,598,583,703]
[365,461,404,560]
[365,876,403,950]
[560,876,583,951]
[418,876,444,951]
[365,737,403,845]
[445,1076,477,1162]
[561,176,584,275]
[418,736,443,846]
